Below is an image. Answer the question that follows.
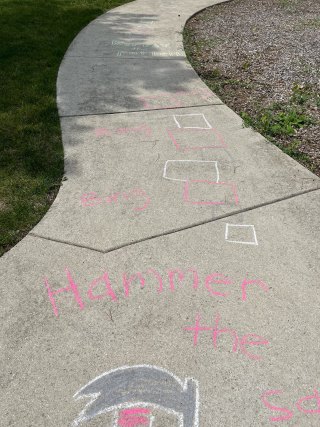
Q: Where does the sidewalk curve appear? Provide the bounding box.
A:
[1,0,320,426]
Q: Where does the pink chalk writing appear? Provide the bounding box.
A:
[205,273,232,297]
[184,313,269,361]
[168,269,199,292]
[87,272,118,302]
[95,124,152,139]
[261,388,320,422]
[261,390,294,422]
[43,268,269,317]
[81,189,151,212]
[123,272,146,298]
[44,268,84,317]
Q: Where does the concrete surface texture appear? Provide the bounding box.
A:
[1,0,320,426]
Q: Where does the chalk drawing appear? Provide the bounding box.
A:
[95,128,112,138]
[114,408,155,427]
[261,388,320,422]
[72,365,199,427]
[163,160,220,183]
[225,224,258,246]
[183,180,239,206]
[44,268,269,317]
[167,128,227,151]
[261,390,294,422]
[81,189,151,212]
[184,313,269,360]
[173,114,212,129]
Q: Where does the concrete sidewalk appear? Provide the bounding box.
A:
[1,0,320,426]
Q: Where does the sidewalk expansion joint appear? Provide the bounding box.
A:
[59,102,223,118]
[29,186,320,255]
[29,234,105,254]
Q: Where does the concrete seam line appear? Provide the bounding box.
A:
[59,103,224,119]
[29,187,320,255]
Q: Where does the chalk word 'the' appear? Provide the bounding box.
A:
[184,313,269,361]
[261,389,320,422]
[81,189,151,212]
[43,268,269,317]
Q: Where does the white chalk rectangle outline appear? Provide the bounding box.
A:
[225,224,258,245]
[163,160,220,183]
[173,113,212,129]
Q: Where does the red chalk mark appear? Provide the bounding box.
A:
[212,313,239,353]
[123,272,146,297]
[184,313,213,346]
[296,389,320,414]
[168,268,199,292]
[87,272,117,302]
[241,277,269,302]
[205,273,232,297]
[44,268,84,317]
[167,127,227,152]
[81,192,103,207]
[240,333,269,360]
[183,180,239,206]
[261,390,294,422]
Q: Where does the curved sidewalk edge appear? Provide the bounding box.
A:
[1,1,320,426]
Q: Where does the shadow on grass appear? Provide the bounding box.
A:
[0,0,133,255]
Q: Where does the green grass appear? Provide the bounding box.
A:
[0,0,132,256]
[183,24,318,173]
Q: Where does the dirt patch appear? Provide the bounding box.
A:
[184,0,320,176]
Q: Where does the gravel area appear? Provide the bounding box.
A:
[184,0,320,176]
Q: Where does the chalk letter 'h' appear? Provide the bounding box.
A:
[44,268,84,317]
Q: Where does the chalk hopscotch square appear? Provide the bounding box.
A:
[163,160,220,182]
[167,128,226,151]
[225,224,258,245]
[173,113,212,129]
[184,180,239,206]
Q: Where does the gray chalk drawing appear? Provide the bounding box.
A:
[72,365,199,426]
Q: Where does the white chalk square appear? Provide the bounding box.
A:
[173,113,212,129]
[163,160,219,182]
[225,224,258,245]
